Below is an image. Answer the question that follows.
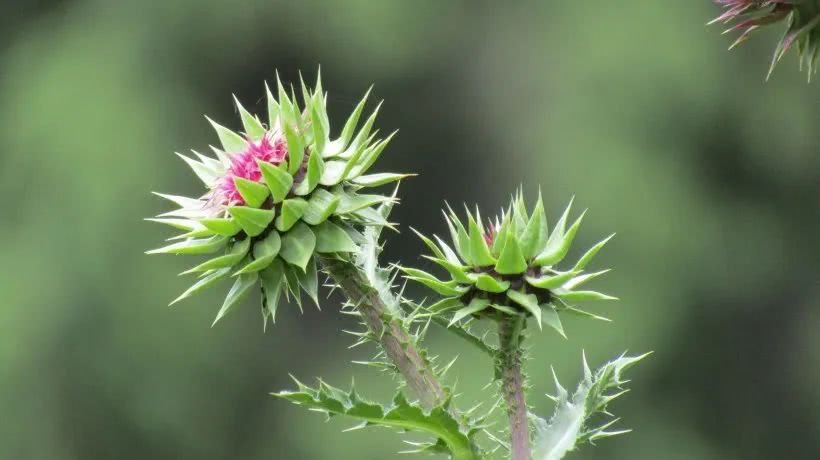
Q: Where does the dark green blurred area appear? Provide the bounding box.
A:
[2,1,818,459]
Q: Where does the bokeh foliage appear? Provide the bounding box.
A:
[1,1,818,459]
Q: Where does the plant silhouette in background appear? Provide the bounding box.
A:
[148,73,648,460]
[711,0,820,79]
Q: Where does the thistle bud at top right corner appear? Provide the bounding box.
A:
[710,0,820,80]
[402,192,616,338]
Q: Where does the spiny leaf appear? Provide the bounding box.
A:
[550,197,573,240]
[209,146,232,168]
[284,121,305,176]
[282,263,303,310]
[279,222,316,271]
[494,230,527,275]
[206,117,246,154]
[181,238,251,274]
[191,150,223,172]
[525,270,578,290]
[265,82,279,129]
[520,193,548,259]
[146,235,228,255]
[511,191,528,236]
[302,189,340,225]
[540,304,566,338]
[402,267,468,297]
[531,353,650,460]
[351,192,403,317]
[338,87,371,150]
[175,152,221,186]
[310,104,327,156]
[412,228,446,260]
[234,231,281,275]
[260,259,286,325]
[535,210,585,267]
[314,220,357,253]
[573,234,614,271]
[145,217,202,232]
[433,235,463,267]
[336,192,392,215]
[152,192,204,210]
[409,276,468,297]
[563,270,611,290]
[170,267,231,306]
[233,177,270,208]
[344,101,382,158]
[553,289,618,302]
[200,218,242,237]
[319,160,347,186]
[273,380,478,460]
[295,257,319,307]
[275,198,308,232]
[294,151,325,195]
[257,160,293,203]
[471,273,510,293]
[276,74,299,131]
[562,306,611,322]
[422,256,472,284]
[348,132,396,178]
[228,206,275,237]
[467,210,495,267]
[506,289,542,329]
[449,298,490,326]
[491,212,510,256]
[444,206,472,265]
[351,173,413,187]
[233,95,266,141]
[490,304,519,315]
[424,297,463,314]
[212,271,258,326]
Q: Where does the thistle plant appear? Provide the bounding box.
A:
[710,0,820,79]
[148,72,648,460]
[147,73,403,326]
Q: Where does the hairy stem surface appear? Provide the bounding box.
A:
[499,316,529,460]
[319,256,448,409]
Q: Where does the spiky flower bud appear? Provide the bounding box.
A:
[148,73,408,326]
[403,192,615,338]
[711,0,820,79]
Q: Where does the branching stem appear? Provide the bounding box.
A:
[319,256,449,409]
[498,315,530,460]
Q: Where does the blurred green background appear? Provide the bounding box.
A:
[2,1,818,459]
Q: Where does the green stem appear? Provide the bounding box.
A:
[319,256,449,409]
[498,315,530,460]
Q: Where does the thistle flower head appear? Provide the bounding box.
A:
[402,191,616,338]
[711,0,820,79]
[147,72,410,327]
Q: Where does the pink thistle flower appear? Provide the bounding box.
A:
[710,0,820,79]
[711,1,792,50]
[216,133,288,206]
[483,223,496,247]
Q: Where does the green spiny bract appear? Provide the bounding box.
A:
[711,0,820,80]
[531,352,651,460]
[147,73,409,326]
[402,192,615,338]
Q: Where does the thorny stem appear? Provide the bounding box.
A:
[498,315,530,460]
[319,256,449,410]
